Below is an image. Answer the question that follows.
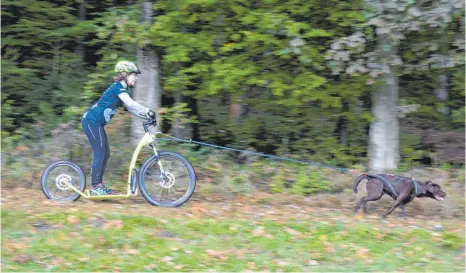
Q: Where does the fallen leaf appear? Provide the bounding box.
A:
[356,248,369,259]
[77,257,89,262]
[309,260,319,266]
[376,233,386,239]
[162,256,174,263]
[144,264,157,270]
[50,257,63,266]
[102,220,123,230]
[206,249,228,260]
[248,262,256,270]
[253,226,265,236]
[175,265,185,270]
[126,249,140,255]
[14,255,29,264]
[323,242,336,253]
[5,242,28,252]
[276,260,289,267]
[69,232,80,237]
[285,227,301,237]
[319,234,328,241]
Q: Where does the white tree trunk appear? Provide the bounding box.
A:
[75,0,86,60]
[436,73,449,115]
[131,0,162,144]
[368,35,400,172]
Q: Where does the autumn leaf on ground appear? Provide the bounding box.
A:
[67,215,80,224]
[125,249,140,255]
[206,249,228,260]
[4,242,28,252]
[320,234,328,241]
[102,219,123,229]
[14,255,30,264]
[144,264,157,270]
[285,227,302,237]
[356,248,370,259]
[253,226,266,236]
[248,262,257,270]
[162,256,174,263]
[324,241,336,253]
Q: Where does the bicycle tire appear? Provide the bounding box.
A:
[41,160,86,201]
[139,152,196,207]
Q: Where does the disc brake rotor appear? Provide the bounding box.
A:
[55,174,72,190]
[159,172,175,189]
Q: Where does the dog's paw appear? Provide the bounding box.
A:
[397,213,408,219]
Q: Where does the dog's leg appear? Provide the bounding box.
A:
[354,179,383,213]
[382,196,406,218]
[398,203,408,219]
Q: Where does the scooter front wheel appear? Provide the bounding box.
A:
[139,152,196,207]
[41,160,86,201]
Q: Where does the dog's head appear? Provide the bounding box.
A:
[424,181,446,201]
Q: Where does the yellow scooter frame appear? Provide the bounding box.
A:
[62,131,159,200]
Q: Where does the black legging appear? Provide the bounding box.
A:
[82,118,110,187]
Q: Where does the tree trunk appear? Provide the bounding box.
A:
[228,93,248,120]
[368,35,400,172]
[131,0,162,144]
[339,101,349,146]
[75,0,86,61]
[436,73,449,115]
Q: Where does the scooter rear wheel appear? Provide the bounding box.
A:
[41,160,86,201]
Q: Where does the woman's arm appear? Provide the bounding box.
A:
[118,92,150,118]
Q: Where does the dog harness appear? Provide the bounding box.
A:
[367,174,419,201]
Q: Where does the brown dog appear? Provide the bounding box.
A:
[353,173,446,218]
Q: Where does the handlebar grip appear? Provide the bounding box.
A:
[147,110,156,120]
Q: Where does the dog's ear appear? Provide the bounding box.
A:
[421,180,433,194]
[425,181,439,192]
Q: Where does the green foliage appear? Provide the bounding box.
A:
[1,0,464,172]
[160,103,199,129]
[270,168,285,193]
[441,232,465,249]
[291,167,334,195]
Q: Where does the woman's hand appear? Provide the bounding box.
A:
[145,110,156,121]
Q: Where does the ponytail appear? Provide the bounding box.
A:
[113,72,128,82]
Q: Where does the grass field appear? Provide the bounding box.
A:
[1,188,464,272]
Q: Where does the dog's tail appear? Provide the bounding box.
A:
[353,173,370,193]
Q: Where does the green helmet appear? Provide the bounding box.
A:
[115,61,141,74]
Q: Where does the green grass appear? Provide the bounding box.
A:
[1,208,464,272]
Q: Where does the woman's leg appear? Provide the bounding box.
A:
[99,126,110,183]
[82,118,108,188]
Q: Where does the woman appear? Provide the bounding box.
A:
[82,61,155,195]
